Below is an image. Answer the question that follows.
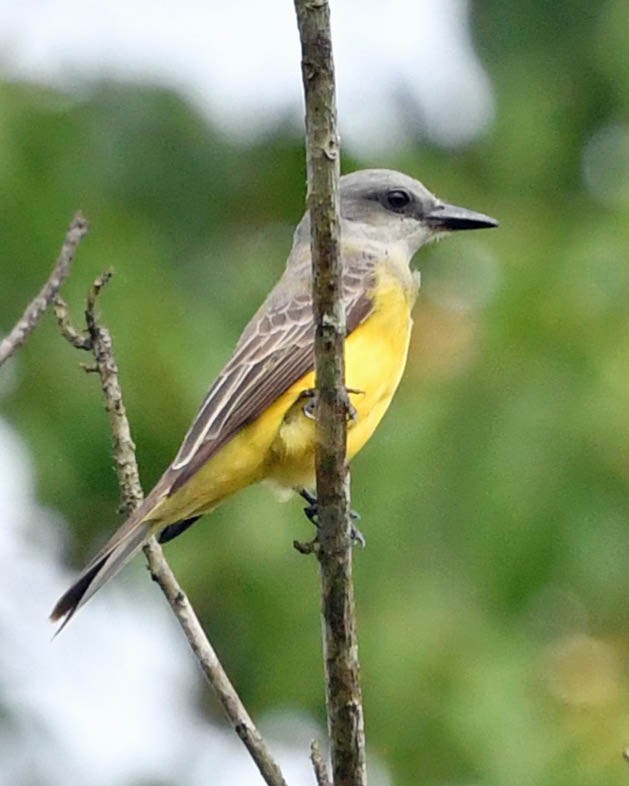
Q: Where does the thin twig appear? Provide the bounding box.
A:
[57,273,289,786]
[294,1,367,785]
[0,212,89,367]
[83,270,144,517]
[310,740,332,786]
[54,296,92,350]
[143,538,288,786]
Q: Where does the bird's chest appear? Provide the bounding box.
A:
[342,267,416,453]
[267,263,416,489]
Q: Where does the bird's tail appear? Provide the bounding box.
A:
[50,508,159,633]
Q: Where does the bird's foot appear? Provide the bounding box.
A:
[298,488,366,547]
[298,388,364,423]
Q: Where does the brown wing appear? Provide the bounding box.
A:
[165,259,376,495]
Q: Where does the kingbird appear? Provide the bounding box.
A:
[51,169,497,627]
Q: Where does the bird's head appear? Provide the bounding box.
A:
[337,168,498,257]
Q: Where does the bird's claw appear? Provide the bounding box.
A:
[299,489,366,547]
[299,387,364,423]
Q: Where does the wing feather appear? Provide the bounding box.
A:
[167,254,376,494]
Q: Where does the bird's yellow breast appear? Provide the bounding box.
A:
[153,259,416,522]
[265,260,416,491]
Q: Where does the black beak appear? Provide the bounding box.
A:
[426,202,498,231]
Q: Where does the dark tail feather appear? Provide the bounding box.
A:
[50,555,109,632]
[50,520,154,632]
[158,515,201,544]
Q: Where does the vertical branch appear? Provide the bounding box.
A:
[294,2,367,786]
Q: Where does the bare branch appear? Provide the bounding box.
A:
[0,212,89,367]
[294,1,367,785]
[310,740,332,786]
[57,273,289,786]
[54,296,92,350]
[84,270,143,517]
[143,539,289,786]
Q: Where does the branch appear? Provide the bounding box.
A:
[56,273,289,786]
[294,2,367,785]
[0,212,89,367]
[310,740,332,786]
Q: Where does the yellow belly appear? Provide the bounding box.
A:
[265,277,414,490]
[151,265,415,524]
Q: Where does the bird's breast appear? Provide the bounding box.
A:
[266,260,415,491]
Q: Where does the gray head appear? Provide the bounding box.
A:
[295,168,497,258]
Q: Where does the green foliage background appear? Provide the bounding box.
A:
[3,3,629,784]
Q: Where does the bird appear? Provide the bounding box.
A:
[51,169,497,628]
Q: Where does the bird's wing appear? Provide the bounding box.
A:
[165,257,375,495]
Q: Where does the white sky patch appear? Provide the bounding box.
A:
[0,0,495,153]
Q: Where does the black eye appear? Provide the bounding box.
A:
[385,189,412,211]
